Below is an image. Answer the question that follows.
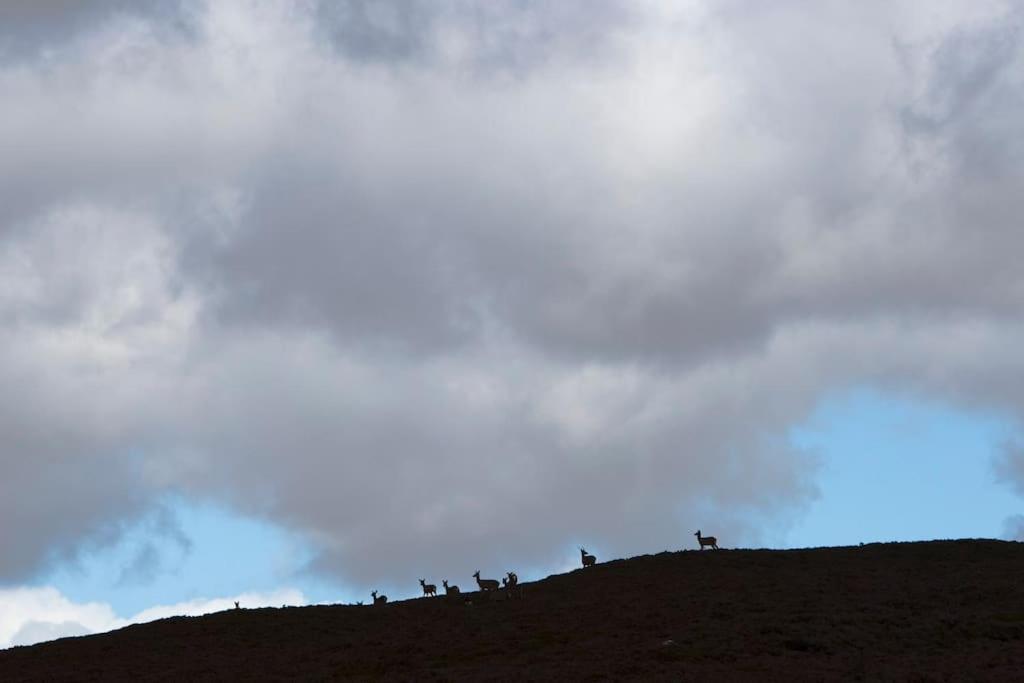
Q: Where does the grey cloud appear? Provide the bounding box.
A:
[0,0,194,62]
[313,0,634,74]
[116,544,161,587]
[313,0,438,63]
[167,332,821,584]
[184,162,479,353]
[901,13,1021,136]
[0,204,190,581]
[995,440,1024,497]
[0,345,149,580]
[1002,515,1024,541]
[115,506,191,586]
[2,0,1024,590]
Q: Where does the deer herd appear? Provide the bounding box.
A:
[368,532,721,607]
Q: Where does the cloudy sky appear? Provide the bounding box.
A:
[2,0,1024,647]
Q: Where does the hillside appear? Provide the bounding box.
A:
[2,540,1022,680]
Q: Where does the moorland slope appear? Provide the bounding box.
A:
[2,539,1022,680]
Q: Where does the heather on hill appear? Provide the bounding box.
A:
[2,540,1021,681]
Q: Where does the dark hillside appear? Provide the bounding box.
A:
[2,540,1023,680]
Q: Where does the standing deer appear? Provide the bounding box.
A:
[371,590,388,605]
[419,579,437,597]
[503,571,522,599]
[695,530,719,550]
[580,547,596,567]
[472,570,500,592]
[442,579,460,595]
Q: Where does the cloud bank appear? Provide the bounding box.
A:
[0,586,305,649]
[1,0,1023,591]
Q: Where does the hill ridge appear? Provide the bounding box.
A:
[2,539,1022,680]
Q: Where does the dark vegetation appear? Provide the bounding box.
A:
[2,540,1023,681]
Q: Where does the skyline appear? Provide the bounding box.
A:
[2,0,1024,647]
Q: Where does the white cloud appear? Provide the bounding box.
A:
[0,586,306,649]
[0,587,119,648]
[128,588,306,625]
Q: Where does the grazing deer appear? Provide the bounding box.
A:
[371,590,388,605]
[442,579,460,596]
[473,570,500,592]
[580,547,596,567]
[695,530,719,550]
[419,579,437,597]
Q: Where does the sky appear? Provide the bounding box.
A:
[2,0,1024,648]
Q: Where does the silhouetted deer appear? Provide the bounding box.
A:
[442,579,460,596]
[695,530,719,550]
[371,590,388,605]
[580,547,596,567]
[234,601,240,610]
[503,571,522,599]
[419,579,437,597]
[473,570,500,592]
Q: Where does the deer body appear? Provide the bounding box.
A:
[419,579,437,597]
[473,570,500,592]
[580,547,596,567]
[443,579,460,595]
[371,590,388,605]
[504,571,522,599]
[695,530,719,550]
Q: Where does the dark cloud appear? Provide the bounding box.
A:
[0,0,195,62]
[1,1,1023,589]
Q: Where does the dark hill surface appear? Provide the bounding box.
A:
[3,540,1023,680]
